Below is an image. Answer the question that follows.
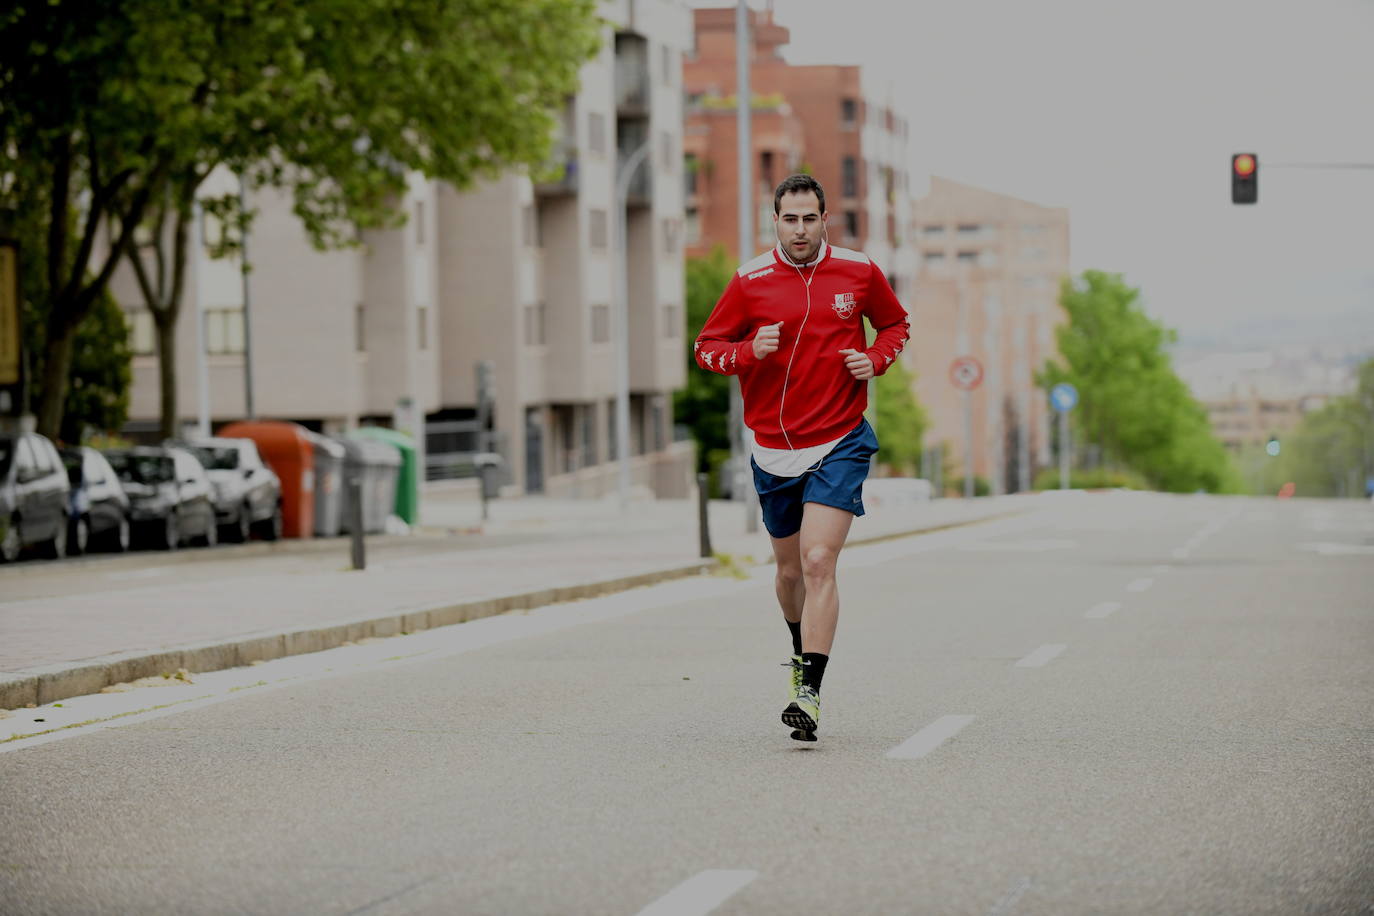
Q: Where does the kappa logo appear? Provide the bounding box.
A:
[748,267,775,280]
[832,292,857,319]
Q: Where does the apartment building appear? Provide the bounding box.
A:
[114,0,693,499]
[682,5,917,299]
[910,178,1070,493]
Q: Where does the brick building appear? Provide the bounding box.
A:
[683,6,916,299]
[910,178,1070,493]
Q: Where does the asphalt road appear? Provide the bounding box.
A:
[2,493,1371,915]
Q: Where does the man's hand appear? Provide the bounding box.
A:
[839,348,875,380]
[752,321,784,359]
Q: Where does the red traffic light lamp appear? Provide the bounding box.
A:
[1232,153,1258,204]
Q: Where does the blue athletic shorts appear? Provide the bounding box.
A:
[750,419,879,539]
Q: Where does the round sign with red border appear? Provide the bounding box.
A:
[949,356,984,391]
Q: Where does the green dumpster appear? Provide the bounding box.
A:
[349,426,418,525]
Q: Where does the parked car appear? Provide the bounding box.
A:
[59,446,131,554]
[103,446,218,550]
[172,436,283,542]
[0,431,72,562]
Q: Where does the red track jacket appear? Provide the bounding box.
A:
[694,242,910,450]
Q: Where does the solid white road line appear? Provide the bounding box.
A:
[1126,577,1154,593]
[635,870,758,916]
[1085,601,1122,619]
[1014,644,1067,668]
[887,715,976,759]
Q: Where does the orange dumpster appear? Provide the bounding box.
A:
[216,421,316,539]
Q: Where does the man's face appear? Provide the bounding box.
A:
[773,191,827,264]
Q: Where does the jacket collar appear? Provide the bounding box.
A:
[774,240,829,269]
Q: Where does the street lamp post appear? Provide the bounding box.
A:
[613,139,652,512]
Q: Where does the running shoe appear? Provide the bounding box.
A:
[782,684,820,737]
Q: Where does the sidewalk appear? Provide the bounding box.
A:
[0,487,1029,710]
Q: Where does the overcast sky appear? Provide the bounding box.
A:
[693,0,1374,346]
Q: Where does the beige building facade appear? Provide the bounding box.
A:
[115,0,693,498]
[909,178,1070,493]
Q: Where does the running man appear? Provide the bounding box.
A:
[693,174,910,741]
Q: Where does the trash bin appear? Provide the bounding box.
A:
[348,426,418,525]
[474,451,503,500]
[216,420,315,539]
[333,436,400,535]
[306,432,345,537]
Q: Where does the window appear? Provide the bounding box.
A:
[589,209,608,248]
[588,112,606,155]
[842,157,858,197]
[523,205,537,247]
[661,44,676,85]
[957,250,978,264]
[591,304,610,343]
[414,200,425,244]
[924,251,946,267]
[355,304,365,352]
[685,208,701,245]
[660,130,675,171]
[205,308,245,355]
[841,97,857,127]
[760,150,774,188]
[417,305,428,350]
[524,303,546,346]
[844,210,859,240]
[128,309,156,355]
[663,305,680,338]
[922,224,946,236]
[684,154,698,195]
[957,223,982,235]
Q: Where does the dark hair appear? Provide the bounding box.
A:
[773,174,826,215]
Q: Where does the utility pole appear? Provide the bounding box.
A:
[238,177,255,420]
[735,0,758,532]
[614,139,652,512]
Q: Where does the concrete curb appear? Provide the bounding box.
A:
[0,559,715,710]
[0,505,1025,710]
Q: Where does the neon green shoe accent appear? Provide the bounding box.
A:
[782,684,820,735]
[783,655,804,699]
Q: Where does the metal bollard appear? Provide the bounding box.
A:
[348,475,365,570]
[697,472,712,558]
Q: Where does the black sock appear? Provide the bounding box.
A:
[787,621,802,656]
[800,652,828,692]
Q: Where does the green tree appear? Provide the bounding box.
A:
[674,247,735,479]
[1254,358,1374,498]
[2,0,601,439]
[1037,270,1240,493]
[872,358,927,475]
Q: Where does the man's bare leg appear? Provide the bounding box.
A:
[770,531,804,626]
[796,502,854,655]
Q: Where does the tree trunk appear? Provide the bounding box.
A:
[36,318,76,441]
[155,313,179,440]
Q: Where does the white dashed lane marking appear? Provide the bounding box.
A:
[1085,601,1122,619]
[887,715,977,759]
[1014,644,1067,668]
[1126,577,1154,593]
[635,870,758,916]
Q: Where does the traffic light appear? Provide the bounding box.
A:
[1232,153,1258,204]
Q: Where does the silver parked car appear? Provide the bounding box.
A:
[0,432,71,561]
[60,445,131,554]
[103,446,218,550]
[173,437,282,542]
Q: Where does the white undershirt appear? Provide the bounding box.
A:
[751,433,846,477]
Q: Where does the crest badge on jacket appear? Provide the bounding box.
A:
[832,292,857,319]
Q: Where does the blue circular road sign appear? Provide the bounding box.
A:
[1051,383,1079,412]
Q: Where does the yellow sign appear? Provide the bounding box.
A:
[0,242,18,386]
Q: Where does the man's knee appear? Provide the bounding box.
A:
[801,542,839,581]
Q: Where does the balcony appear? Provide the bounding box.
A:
[534,145,579,198]
[619,153,652,207]
[615,35,650,117]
